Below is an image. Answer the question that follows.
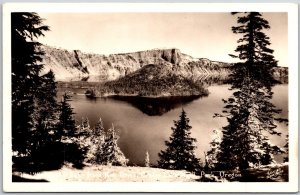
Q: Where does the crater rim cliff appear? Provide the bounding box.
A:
[39,44,287,82]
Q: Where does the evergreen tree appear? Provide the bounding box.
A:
[57,93,87,168]
[157,109,200,172]
[29,70,61,170]
[100,124,128,166]
[79,116,91,135]
[11,13,73,171]
[11,12,87,171]
[94,117,105,136]
[33,70,59,143]
[85,117,105,164]
[91,118,106,164]
[216,12,285,173]
[58,93,77,137]
[145,151,150,167]
[11,12,49,155]
[205,129,221,170]
[229,12,278,89]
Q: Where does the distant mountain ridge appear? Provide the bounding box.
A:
[40,45,288,82]
[40,45,232,82]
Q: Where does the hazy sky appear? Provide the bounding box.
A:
[38,12,288,66]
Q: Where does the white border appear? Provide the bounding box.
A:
[2,3,298,192]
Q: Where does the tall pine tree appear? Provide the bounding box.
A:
[58,92,87,168]
[33,70,59,144]
[11,12,49,155]
[158,109,200,172]
[217,12,284,173]
[11,13,88,171]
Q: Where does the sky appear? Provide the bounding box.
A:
[38,12,288,67]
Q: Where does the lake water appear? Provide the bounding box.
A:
[58,84,288,166]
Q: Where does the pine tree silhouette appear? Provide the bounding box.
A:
[11,12,49,155]
[158,109,200,172]
[216,13,285,175]
[11,13,80,172]
[58,93,77,137]
[33,70,59,142]
[29,70,66,170]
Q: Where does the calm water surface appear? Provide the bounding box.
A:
[58,84,288,166]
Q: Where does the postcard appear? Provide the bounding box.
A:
[3,3,298,192]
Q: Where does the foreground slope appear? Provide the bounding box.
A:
[13,165,199,182]
[13,163,288,182]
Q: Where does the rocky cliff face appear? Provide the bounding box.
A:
[40,45,288,82]
[40,45,232,81]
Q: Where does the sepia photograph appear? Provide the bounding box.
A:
[3,3,298,192]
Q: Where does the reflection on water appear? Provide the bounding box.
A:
[58,84,288,166]
[108,95,207,116]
